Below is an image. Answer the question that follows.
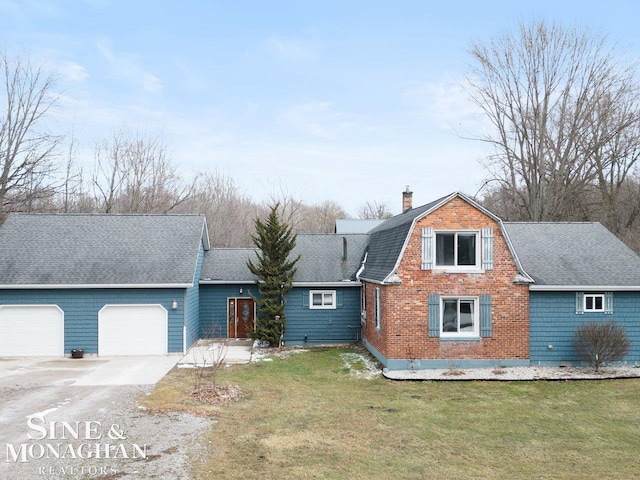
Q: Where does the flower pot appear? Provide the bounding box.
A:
[71,349,84,359]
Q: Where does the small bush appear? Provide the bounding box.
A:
[573,321,630,371]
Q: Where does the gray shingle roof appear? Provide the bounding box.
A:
[504,222,640,288]
[360,195,448,282]
[200,234,369,284]
[0,213,209,287]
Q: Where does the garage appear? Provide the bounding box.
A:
[0,305,64,356]
[98,305,168,356]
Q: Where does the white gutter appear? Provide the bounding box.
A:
[530,285,640,291]
[0,283,192,289]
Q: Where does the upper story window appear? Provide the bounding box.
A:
[436,232,478,267]
[310,290,336,309]
[422,227,493,272]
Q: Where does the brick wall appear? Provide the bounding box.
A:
[363,196,530,362]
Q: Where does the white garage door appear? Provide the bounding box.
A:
[98,305,168,356]
[0,305,64,357]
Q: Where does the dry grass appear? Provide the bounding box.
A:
[143,346,640,479]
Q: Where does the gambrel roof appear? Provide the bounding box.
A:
[200,234,369,285]
[359,192,531,284]
[504,222,640,290]
[0,213,209,288]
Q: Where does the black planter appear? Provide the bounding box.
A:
[71,349,84,359]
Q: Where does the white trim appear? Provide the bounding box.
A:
[583,293,605,312]
[198,281,361,287]
[0,283,191,289]
[309,290,337,309]
[530,285,640,291]
[433,229,481,270]
[440,296,480,339]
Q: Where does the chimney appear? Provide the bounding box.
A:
[402,186,413,213]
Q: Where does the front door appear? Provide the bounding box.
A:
[227,298,255,338]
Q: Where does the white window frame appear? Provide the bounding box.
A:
[309,290,337,309]
[440,296,479,338]
[434,230,481,271]
[374,287,381,331]
[584,293,605,312]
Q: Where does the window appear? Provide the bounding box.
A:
[374,287,381,330]
[584,293,605,312]
[309,290,336,309]
[435,232,478,268]
[576,292,613,315]
[441,297,478,337]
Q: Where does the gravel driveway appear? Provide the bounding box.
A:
[0,357,214,480]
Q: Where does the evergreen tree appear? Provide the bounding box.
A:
[247,203,300,346]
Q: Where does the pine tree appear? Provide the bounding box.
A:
[247,203,300,346]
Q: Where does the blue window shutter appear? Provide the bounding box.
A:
[422,227,434,270]
[428,294,440,337]
[575,292,584,314]
[336,290,343,308]
[480,295,492,337]
[604,292,614,314]
[481,228,494,270]
[302,290,309,308]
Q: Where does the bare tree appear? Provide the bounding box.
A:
[297,200,348,233]
[91,128,195,214]
[0,52,61,217]
[469,21,640,222]
[182,171,259,247]
[358,200,393,219]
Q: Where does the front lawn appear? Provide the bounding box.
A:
[143,347,640,479]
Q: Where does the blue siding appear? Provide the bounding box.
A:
[0,288,186,354]
[530,291,640,365]
[199,284,257,337]
[198,284,362,345]
[184,243,204,349]
[284,287,361,346]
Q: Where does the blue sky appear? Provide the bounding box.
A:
[1,1,640,216]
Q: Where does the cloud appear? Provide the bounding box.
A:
[96,40,163,94]
[402,77,483,132]
[278,100,362,139]
[261,33,317,60]
[57,61,89,83]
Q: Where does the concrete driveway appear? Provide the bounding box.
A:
[0,355,189,480]
[0,354,181,387]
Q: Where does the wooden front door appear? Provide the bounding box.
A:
[227,298,255,339]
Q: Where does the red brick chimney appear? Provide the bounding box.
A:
[402,186,413,213]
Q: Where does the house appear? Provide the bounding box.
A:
[199,234,368,346]
[504,222,640,366]
[1,190,640,370]
[0,214,209,357]
[359,191,640,370]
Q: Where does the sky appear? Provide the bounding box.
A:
[2,0,640,216]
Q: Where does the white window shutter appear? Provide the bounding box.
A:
[481,228,494,270]
[575,292,585,314]
[604,292,614,314]
[422,227,434,270]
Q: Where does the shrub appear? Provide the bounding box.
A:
[573,321,630,371]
